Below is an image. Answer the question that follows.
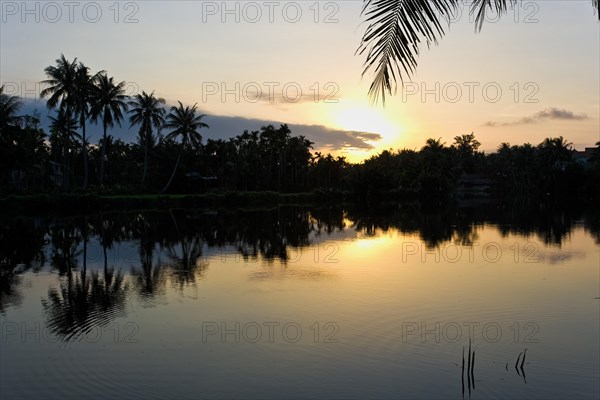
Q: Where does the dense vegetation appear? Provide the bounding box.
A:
[1,55,599,201]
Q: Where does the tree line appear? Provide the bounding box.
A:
[1,54,599,200]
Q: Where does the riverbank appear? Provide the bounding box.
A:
[0,191,335,214]
[2,189,596,215]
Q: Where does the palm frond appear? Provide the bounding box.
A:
[162,102,209,148]
[470,0,516,31]
[0,85,24,128]
[358,0,460,104]
[359,0,599,104]
[40,54,79,110]
[90,73,129,128]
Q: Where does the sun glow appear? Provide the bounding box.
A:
[331,101,402,142]
[344,233,398,261]
[317,99,406,162]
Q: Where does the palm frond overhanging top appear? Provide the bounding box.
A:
[358,0,600,104]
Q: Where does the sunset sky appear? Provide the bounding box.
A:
[1,0,598,161]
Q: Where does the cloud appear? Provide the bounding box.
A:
[287,124,382,150]
[19,99,381,151]
[534,108,587,120]
[535,250,586,265]
[242,89,339,106]
[202,115,381,150]
[483,107,588,127]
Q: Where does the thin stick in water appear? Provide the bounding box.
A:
[471,350,475,389]
[462,346,465,398]
[520,348,527,370]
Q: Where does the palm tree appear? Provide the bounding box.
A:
[128,91,166,187]
[0,85,23,133]
[91,73,128,185]
[49,108,80,190]
[40,55,78,190]
[73,63,103,190]
[358,0,600,103]
[161,101,209,193]
[41,56,103,190]
[537,136,573,169]
[40,54,79,115]
[422,138,446,152]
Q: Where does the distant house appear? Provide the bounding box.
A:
[572,147,597,165]
[9,168,27,189]
[48,161,63,187]
[457,173,492,197]
[9,163,45,190]
[184,173,218,188]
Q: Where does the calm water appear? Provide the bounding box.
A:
[1,205,599,400]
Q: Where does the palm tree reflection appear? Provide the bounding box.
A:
[42,218,128,342]
[131,213,166,304]
[0,204,592,327]
[164,211,208,291]
[1,218,46,313]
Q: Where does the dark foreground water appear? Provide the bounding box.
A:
[1,204,599,400]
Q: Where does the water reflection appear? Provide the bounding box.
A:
[345,202,595,248]
[0,218,46,312]
[1,203,598,399]
[584,208,600,245]
[130,213,166,305]
[41,265,128,341]
[42,217,129,341]
[1,203,599,340]
[164,211,208,290]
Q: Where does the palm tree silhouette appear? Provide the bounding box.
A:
[91,73,129,186]
[161,101,209,193]
[40,54,78,116]
[41,56,103,190]
[0,85,23,132]
[49,108,80,190]
[73,63,103,190]
[358,0,600,103]
[538,136,573,168]
[128,91,166,188]
[422,138,446,153]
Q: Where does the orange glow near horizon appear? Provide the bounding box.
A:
[318,99,406,162]
[331,101,402,140]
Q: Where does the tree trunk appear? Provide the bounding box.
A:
[99,118,107,186]
[63,147,70,191]
[81,115,89,191]
[162,145,183,193]
[103,241,108,283]
[82,220,88,282]
[141,127,149,188]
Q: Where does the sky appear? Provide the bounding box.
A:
[1,0,599,161]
